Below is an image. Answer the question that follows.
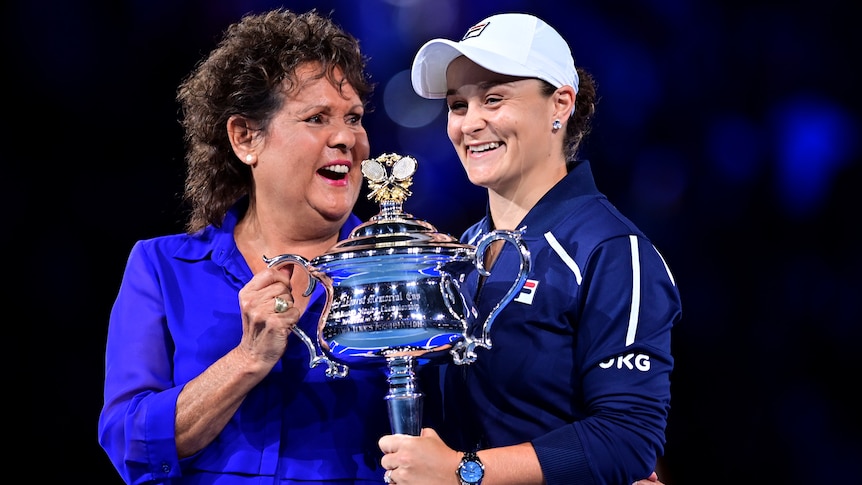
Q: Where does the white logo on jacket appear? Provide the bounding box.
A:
[514,279,539,304]
[599,354,651,371]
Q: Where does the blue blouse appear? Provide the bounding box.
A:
[98,199,391,484]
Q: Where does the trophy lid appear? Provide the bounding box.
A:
[322,153,472,255]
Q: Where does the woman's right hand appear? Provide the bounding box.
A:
[237,265,300,367]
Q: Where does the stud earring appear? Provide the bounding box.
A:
[552,120,562,130]
[246,154,254,163]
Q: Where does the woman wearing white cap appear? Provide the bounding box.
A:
[378,13,681,485]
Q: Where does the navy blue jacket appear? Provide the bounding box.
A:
[440,160,682,485]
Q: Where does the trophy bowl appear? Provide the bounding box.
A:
[263,153,530,435]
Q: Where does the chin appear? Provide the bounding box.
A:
[319,198,355,220]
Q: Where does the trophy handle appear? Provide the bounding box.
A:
[456,227,531,364]
[262,253,349,378]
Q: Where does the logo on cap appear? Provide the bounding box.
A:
[462,21,489,41]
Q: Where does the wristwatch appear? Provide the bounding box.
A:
[457,451,484,485]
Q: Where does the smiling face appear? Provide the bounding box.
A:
[444,55,569,199]
[251,63,369,225]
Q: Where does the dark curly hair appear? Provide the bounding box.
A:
[540,66,598,163]
[176,8,374,234]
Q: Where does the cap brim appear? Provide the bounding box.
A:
[411,39,538,99]
[411,39,462,99]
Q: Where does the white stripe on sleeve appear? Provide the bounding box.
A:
[545,231,582,285]
[653,245,676,286]
[626,235,641,347]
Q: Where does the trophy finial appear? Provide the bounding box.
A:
[361,153,418,204]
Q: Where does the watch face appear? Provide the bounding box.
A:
[459,460,483,482]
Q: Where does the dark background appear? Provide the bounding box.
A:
[10,1,859,483]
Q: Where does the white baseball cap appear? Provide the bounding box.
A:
[411,13,579,99]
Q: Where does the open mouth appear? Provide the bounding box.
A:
[318,165,349,181]
[469,142,501,153]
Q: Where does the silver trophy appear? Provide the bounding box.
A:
[263,153,530,435]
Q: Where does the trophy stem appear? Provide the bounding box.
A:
[384,355,423,436]
[377,200,403,219]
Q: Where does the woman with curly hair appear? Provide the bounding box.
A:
[99,9,391,484]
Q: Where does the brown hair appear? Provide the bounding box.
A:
[176,8,373,233]
[541,66,598,162]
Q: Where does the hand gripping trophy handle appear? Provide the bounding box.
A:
[261,253,349,379]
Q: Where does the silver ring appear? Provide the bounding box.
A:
[383,470,392,484]
[274,296,289,313]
